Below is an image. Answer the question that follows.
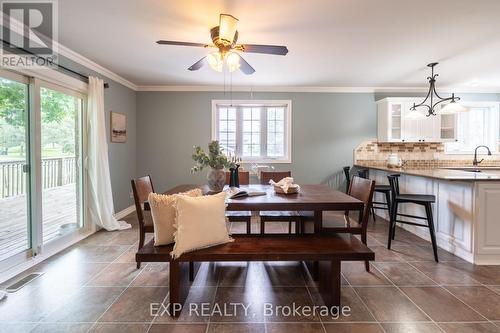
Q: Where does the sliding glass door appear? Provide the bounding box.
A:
[0,73,31,263]
[40,84,84,245]
[0,70,86,269]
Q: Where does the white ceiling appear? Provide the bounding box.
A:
[58,0,500,89]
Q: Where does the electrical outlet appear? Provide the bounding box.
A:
[129,191,134,199]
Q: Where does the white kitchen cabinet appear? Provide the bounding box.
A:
[377,99,404,142]
[439,113,458,142]
[377,98,456,142]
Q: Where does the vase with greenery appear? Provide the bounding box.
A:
[191,141,236,192]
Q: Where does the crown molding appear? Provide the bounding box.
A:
[4,13,138,91]
[136,85,500,93]
[57,44,138,91]
[136,85,424,93]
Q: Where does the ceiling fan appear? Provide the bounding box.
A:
[156,14,288,75]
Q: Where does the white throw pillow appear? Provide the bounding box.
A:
[171,192,233,259]
[148,188,202,246]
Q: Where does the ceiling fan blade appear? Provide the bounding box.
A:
[237,54,255,75]
[188,57,206,71]
[239,44,288,56]
[157,40,210,48]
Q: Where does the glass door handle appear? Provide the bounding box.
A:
[22,164,30,173]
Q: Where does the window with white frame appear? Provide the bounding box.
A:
[445,102,500,153]
[212,100,292,163]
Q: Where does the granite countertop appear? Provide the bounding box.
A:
[354,164,500,181]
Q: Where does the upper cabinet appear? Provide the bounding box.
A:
[377,98,457,143]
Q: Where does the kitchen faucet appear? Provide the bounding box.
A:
[473,145,492,166]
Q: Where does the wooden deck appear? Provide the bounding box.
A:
[0,184,77,262]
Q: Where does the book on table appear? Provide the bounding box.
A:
[227,187,266,199]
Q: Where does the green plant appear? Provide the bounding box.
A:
[191,140,236,173]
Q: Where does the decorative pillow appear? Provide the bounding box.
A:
[171,192,233,259]
[148,188,202,246]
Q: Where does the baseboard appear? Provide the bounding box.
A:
[114,205,135,220]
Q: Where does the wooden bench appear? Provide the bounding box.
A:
[136,234,374,316]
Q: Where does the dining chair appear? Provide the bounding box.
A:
[387,174,438,262]
[131,175,155,268]
[225,170,250,186]
[300,176,376,271]
[225,171,252,234]
[259,171,301,234]
[357,168,392,223]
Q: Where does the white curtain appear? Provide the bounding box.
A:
[86,76,131,231]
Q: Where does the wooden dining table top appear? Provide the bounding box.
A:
[163,184,363,212]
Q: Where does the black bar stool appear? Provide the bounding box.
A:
[343,166,351,193]
[357,168,391,222]
[387,174,438,262]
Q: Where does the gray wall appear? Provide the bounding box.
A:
[59,57,137,212]
[136,92,377,192]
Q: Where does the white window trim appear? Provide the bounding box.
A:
[444,101,500,155]
[211,100,292,163]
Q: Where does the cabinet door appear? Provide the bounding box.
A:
[389,102,403,141]
[440,114,457,141]
[420,114,441,142]
[402,103,422,142]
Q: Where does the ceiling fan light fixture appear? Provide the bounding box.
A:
[207,52,223,72]
[226,52,240,72]
[219,14,238,45]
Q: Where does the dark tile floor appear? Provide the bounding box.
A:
[1,213,500,333]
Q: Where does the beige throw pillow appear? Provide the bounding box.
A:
[171,192,233,259]
[148,188,202,246]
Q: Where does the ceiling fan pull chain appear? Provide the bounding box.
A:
[230,69,233,106]
[223,65,226,96]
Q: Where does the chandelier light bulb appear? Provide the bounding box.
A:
[440,101,468,114]
[406,109,426,120]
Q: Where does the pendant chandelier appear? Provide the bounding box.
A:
[408,62,467,118]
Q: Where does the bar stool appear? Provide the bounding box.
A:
[357,169,391,222]
[343,166,351,193]
[387,174,438,262]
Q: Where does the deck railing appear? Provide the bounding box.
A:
[0,157,76,198]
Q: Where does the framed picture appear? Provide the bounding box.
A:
[110,111,127,143]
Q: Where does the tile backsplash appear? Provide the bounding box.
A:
[354,140,500,169]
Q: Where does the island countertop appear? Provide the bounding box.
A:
[354,164,500,181]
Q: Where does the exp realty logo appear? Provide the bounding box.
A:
[1,0,58,68]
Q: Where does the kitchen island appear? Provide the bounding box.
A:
[355,164,500,264]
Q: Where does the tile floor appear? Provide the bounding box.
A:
[1,213,500,333]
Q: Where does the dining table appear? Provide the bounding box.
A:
[158,183,364,234]
[144,183,366,282]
